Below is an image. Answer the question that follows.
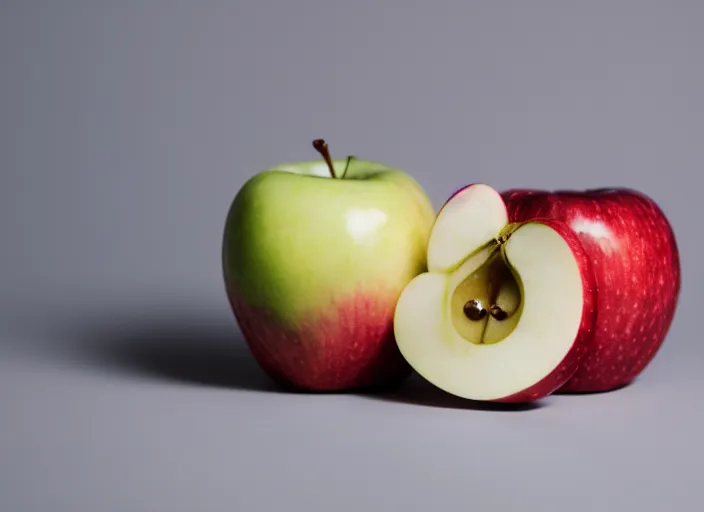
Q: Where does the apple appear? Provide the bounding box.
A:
[222,139,436,391]
[501,187,681,393]
[393,184,598,403]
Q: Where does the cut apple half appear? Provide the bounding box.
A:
[394,184,597,403]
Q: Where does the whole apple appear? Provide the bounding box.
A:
[501,187,681,393]
[222,140,436,391]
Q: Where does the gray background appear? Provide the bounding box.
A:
[1,1,701,510]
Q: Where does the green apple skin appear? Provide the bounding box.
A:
[222,157,436,391]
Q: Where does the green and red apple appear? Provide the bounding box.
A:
[222,140,436,391]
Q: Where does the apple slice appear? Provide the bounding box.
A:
[394,184,597,403]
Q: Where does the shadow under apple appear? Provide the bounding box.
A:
[76,321,277,392]
[358,373,546,411]
[1,299,277,392]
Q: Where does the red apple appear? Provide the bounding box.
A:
[501,187,681,393]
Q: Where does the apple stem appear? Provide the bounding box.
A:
[312,139,336,178]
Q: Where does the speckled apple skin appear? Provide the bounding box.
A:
[492,218,598,403]
[501,188,681,393]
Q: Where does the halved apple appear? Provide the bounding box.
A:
[394,184,598,403]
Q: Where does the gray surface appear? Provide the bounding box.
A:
[1,1,702,510]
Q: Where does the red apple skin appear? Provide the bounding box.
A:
[501,188,681,393]
[226,286,412,392]
[493,218,598,403]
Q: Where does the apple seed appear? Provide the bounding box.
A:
[463,299,488,321]
[489,305,508,320]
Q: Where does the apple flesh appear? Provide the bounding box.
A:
[501,188,681,392]
[394,184,597,403]
[222,141,436,391]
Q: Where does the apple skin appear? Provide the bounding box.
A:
[222,157,436,392]
[501,188,681,393]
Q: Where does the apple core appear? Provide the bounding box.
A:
[450,242,523,346]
